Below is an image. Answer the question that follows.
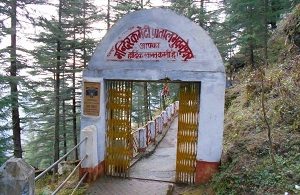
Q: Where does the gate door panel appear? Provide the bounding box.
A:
[176,82,200,184]
[106,81,132,177]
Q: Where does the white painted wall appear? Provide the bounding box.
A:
[80,77,106,163]
[80,125,98,168]
[197,80,226,162]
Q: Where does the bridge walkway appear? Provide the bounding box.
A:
[86,118,180,195]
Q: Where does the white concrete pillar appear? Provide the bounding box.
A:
[175,101,179,113]
[138,127,147,151]
[154,116,158,134]
[161,111,168,125]
[197,81,225,162]
[0,158,35,195]
[166,106,172,121]
[80,125,98,168]
[195,81,225,183]
[165,106,169,121]
[148,121,155,141]
[155,116,163,134]
[159,116,163,133]
[169,103,173,116]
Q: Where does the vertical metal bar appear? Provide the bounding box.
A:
[105,80,132,178]
[176,82,200,184]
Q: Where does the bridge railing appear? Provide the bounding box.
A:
[0,134,90,195]
[34,136,88,195]
[131,101,179,158]
[0,102,179,194]
[131,127,146,157]
[34,137,87,181]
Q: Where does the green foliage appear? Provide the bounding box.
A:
[35,169,88,195]
[213,151,300,194]
[0,84,11,164]
[0,0,46,161]
[268,36,286,64]
[210,21,234,60]
[131,82,179,128]
[213,0,300,65]
[212,6,300,193]
[111,0,151,22]
[22,0,104,168]
[282,4,300,47]
[169,0,211,29]
[0,132,11,165]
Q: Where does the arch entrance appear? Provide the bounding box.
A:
[80,8,225,184]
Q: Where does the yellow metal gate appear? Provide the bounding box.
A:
[106,80,133,177]
[176,82,200,184]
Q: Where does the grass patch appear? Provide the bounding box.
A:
[35,168,88,195]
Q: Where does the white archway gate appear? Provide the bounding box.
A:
[79,8,226,184]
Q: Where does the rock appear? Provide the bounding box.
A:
[0,158,35,195]
[292,33,300,48]
[58,161,73,175]
[166,184,174,195]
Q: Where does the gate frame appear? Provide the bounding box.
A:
[79,8,226,184]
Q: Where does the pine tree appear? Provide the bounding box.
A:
[169,0,211,29]
[0,0,47,162]
[0,1,12,164]
[110,0,150,23]
[23,0,104,168]
[9,0,23,159]
[27,7,70,169]
[60,0,102,160]
[223,0,300,67]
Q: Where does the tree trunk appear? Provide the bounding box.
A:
[62,98,67,160]
[83,0,87,68]
[249,41,255,68]
[54,0,62,173]
[148,90,152,120]
[162,94,166,110]
[263,0,269,67]
[143,82,149,121]
[72,21,78,160]
[107,0,110,30]
[10,0,22,158]
[249,5,255,68]
[62,68,67,160]
[262,0,276,168]
[199,0,205,28]
[260,69,277,169]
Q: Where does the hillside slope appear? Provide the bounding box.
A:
[212,5,300,195]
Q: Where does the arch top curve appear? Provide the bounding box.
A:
[86,8,225,80]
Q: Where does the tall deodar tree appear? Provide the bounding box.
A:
[0,0,46,163]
